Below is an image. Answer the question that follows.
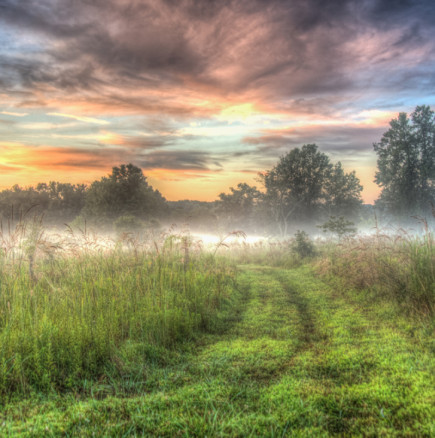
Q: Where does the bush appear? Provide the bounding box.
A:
[293,230,316,258]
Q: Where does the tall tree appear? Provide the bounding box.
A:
[374,105,435,218]
[83,164,166,222]
[324,163,363,219]
[260,144,362,235]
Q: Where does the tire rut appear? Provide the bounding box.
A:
[273,269,328,349]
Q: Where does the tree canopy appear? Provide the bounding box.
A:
[374,105,435,218]
[216,183,261,231]
[260,144,362,235]
[0,182,86,223]
[82,164,166,222]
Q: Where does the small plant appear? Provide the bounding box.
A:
[293,230,316,258]
[318,216,357,240]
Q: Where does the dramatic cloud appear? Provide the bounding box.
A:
[0,0,434,201]
[2,0,434,112]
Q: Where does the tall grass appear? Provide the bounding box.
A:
[317,223,435,316]
[0,221,238,398]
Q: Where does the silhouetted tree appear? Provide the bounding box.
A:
[83,164,166,223]
[260,144,362,235]
[374,105,435,218]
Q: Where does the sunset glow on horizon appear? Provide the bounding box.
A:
[1,0,434,203]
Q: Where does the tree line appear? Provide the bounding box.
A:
[1,105,434,234]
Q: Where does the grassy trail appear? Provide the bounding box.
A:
[2,266,434,436]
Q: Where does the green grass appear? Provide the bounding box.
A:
[0,242,238,397]
[1,263,433,436]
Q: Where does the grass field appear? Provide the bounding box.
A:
[0,228,434,436]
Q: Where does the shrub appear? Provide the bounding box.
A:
[293,230,316,258]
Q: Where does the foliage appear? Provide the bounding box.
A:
[35,182,87,223]
[324,162,363,218]
[0,182,86,224]
[216,183,261,231]
[260,144,362,235]
[83,164,166,223]
[374,105,435,219]
[0,185,48,221]
[292,230,316,258]
[318,215,357,239]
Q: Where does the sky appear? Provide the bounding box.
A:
[0,0,434,203]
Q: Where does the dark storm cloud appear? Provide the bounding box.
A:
[1,0,434,114]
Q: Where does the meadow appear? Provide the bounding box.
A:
[0,220,434,436]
